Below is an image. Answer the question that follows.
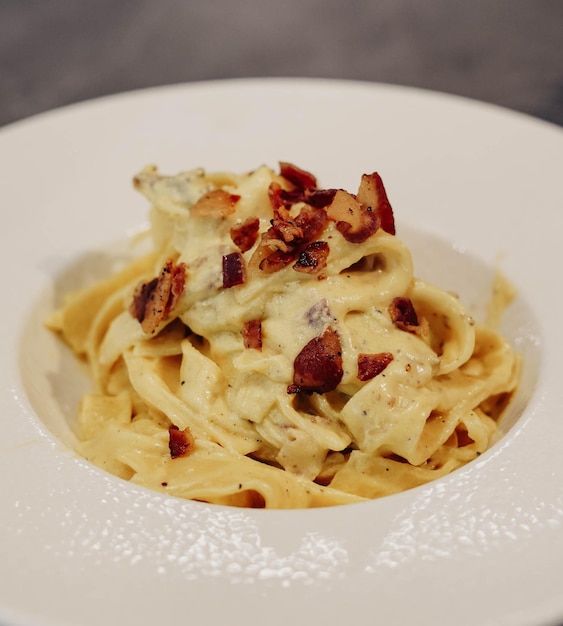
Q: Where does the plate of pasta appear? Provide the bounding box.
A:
[1,78,563,626]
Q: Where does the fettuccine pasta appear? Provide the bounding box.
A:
[47,162,520,508]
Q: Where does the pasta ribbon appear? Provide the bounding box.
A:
[47,163,520,508]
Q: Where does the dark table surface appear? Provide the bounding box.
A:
[1,0,562,130]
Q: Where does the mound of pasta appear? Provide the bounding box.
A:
[47,162,520,508]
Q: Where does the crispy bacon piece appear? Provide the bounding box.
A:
[294,204,329,242]
[130,259,187,335]
[222,252,246,288]
[326,189,380,243]
[168,425,195,459]
[271,185,330,243]
[278,162,335,210]
[230,217,260,252]
[268,180,286,212]
[242,319,262,350]
[305,188,338,208]
[248,167,393,275]
[250,187,330,273]
[191,189,240,218]
[279,187,337,209]
[287,326,343,395]
[356,172,395,235]
[389,296,420,332]
[279,162,318,190]
[268,183,304,244]
[357,352,394,381]
[293,241,329,274]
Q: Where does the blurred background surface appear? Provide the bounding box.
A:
[1,0,562,129]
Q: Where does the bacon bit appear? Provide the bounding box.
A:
[249,190,330,274]
[294,204,329,241]
[279,162,318,189]
[326,189,380,243]
[248,168,392,274]
[287,326,343,395]
[293,241,329,274]
[242,319,262,350]
[305,188,338,208]
[130,278,157,326]
[222,252,246,288]
[130,259,186,335]
[268,180,286,213]
[389,296,420,332]
[191,189,240,218]
[168,425,195,459]
[268,183,304,244]
[278,188,305,207]
[271,217,303,247]
[357,352,394,381]
[356,172,395,235]
[230,217,260,252]
[279,187,337,209]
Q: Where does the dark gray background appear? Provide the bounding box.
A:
[1,0,562,129]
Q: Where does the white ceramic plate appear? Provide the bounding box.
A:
[1,78,562,626]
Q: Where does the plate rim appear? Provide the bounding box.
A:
[2,77,563,626]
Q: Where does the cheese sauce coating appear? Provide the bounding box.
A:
[47,163,520,508]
